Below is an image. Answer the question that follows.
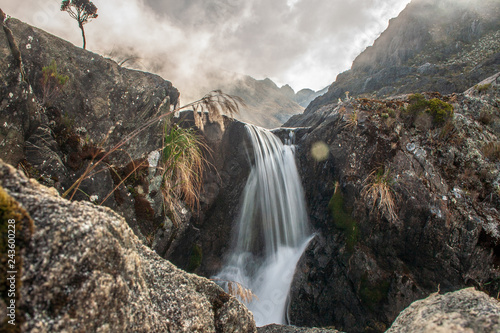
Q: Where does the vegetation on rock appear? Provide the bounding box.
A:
[404,93,454,127]
[40,60,69,106]
[328,181,359,252]
[361,166,397,222]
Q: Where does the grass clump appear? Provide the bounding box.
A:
[328,181,359,252]
[160,123,209,220]
[405,93,454,127]
[344,110,359,129]
[361,167,397,222]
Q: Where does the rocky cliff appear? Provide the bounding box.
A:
[0,16,188,255]
[298,0,500,119]
[283,73,500,332]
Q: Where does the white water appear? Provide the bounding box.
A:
[215,124,311,326]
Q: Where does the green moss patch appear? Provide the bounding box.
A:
[0,186,33,332]
[359,273,390,311]
[328,182,359,252]
[186,244,203,273]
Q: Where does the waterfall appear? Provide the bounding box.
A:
[215,124,312,326]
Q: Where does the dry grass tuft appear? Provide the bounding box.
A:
[361,167,397,222]
[193,90,244,119]
[344,110,359,129]
[62,90,243,202]
[160,123,210,222]
[482,141,500,162]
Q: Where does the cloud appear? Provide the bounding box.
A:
[3,0,411,100]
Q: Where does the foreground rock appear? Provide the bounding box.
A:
[0,160,256,332]
[258,324,342,332]
[386,288,500,333]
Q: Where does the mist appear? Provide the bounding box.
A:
[3,0,411,101]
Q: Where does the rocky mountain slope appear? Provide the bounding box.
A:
[301,0,500,117]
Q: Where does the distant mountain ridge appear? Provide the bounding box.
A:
[215,75,326,128]
[301,0,500,117]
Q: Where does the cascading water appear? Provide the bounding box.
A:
[215,124,312,326]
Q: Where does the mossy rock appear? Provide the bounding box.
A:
[186,244,203,273]
[0,186,34,332]
[328,183,359,252]
[359,273,390,312]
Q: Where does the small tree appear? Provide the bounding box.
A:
[61,0,98,50]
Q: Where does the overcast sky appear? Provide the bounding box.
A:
[4,0,411,99]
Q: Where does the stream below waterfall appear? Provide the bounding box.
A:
[215,124,312,326]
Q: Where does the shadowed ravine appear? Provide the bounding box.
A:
[215,124,312,326]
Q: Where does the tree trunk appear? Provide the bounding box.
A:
[79,23,86,49]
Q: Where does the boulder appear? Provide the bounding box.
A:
[258,324,343,333]
[0,160,256,332]
[386,288,500,333]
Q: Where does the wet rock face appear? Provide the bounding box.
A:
[166,114,253,276]
[0,161,256,332]
[287,77,500,332]
[386,288,500,333]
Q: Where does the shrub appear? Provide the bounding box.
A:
[405,93,454,127]
[40,60,69,106]
[476,83,492,93]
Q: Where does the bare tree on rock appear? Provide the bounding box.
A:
[61,0,98,50]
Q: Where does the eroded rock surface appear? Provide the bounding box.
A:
[286,74,500,332]
[0,160,256,332]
